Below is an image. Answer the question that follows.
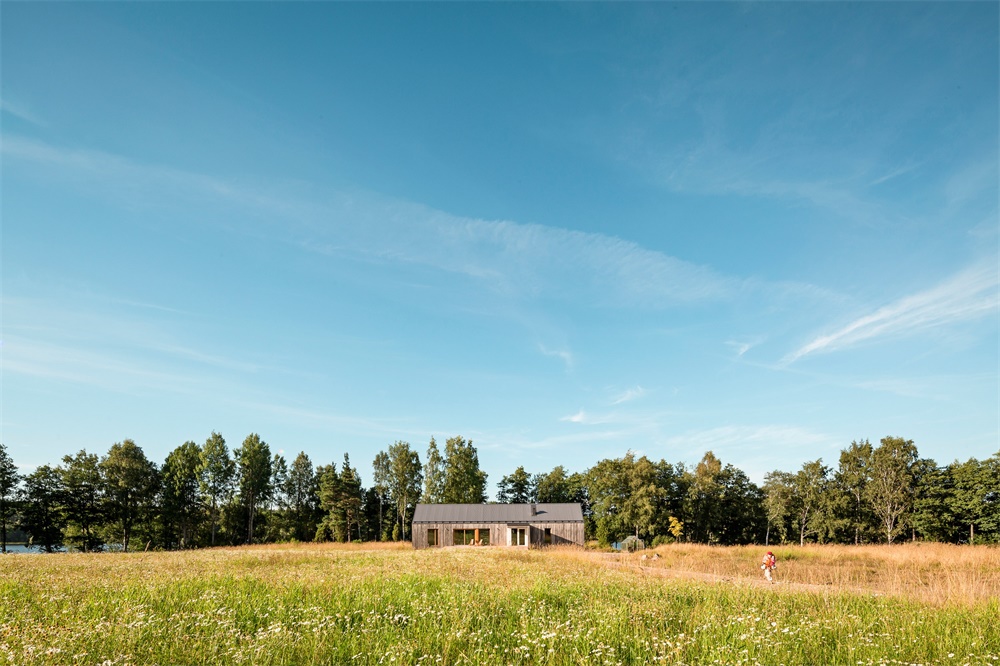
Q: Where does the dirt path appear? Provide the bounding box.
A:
[592,553,879,598]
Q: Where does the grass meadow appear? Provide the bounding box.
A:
[1,542,997,665]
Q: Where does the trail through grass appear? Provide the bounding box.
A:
[1,544,997,665]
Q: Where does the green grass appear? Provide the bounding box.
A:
[1,545,997,665]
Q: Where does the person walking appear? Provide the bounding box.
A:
[761,551,777,584]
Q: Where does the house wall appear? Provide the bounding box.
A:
[527,522,585,547]
[412,521,584,549]
[412,523,499,549]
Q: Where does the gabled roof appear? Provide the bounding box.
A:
[412,503,583,524]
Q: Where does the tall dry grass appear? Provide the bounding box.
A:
[606,542,1000,606]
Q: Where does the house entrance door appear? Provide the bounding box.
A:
[510,527,527,546]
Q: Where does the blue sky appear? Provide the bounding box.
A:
[2,3,997,490]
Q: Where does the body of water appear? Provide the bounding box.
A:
[3,544,63,554]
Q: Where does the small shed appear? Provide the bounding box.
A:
[411,503,585,549]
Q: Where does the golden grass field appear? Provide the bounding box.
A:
[1,542,997,665]
[611,542,1000,606]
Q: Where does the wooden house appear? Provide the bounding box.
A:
[411,503,585,549]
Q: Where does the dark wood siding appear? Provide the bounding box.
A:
[412,523,500,549]
[412,520,583,549]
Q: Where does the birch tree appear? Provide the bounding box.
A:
[866,436,917,544]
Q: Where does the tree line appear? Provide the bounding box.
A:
[0,434,996,553]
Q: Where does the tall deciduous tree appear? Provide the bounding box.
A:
[496,466,536,504]
[161,441,204,548]
[763,471,794,545]
[421,438,445,503]
[18,465,65,552]
[270,455,289,511]
[587,456,628,546]
[686,452,724,543]
[441,436,486,505]
[948,457,993,544]
[535,465,572,504]
[717,464,765,545]
[60,450,105,552]
[372,450,391,540]
[0,443,21,553]
[102,439,160,552]
[234,433,272,544]
[835,440,873,544]
[621,454,658,540]
[866,436,918,544]
[198,432,235,546]
[386,441,422,539]
[792,459,831,546]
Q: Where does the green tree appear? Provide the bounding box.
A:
[60,450,105,552]
[264,453,290,541]
[910,459,953,542]
[0,443,21,553]
[587,456,628,546]
[441,436,486,504]
[792,459,832,546]
[620,454,658,540]
[421,437,445,503]
[316,463,344,542]
[17,465,65,552]
[716,464,765,545]
[161,441,204,549]
[198,431,235,546]
[948,456,996,544]
[497,466,536,504]
[101,439,160,552]
[866,436,918,544]
[386,441,422,539]
[338,454,364,541]
[372,450,391,539]
[650,461,687,540]
[535,465,572,503]
[234,433,272,544]
[763,471,794,545]
[284,452,319,542]
[361,486,385,541]
[835,440,874,544]
[685,452,724,543]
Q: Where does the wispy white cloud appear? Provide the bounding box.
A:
[236,401,415,439]
[559,407,659,428]
[663,424,836,451]
[498,428,634,451]
[4,135,737,310]
[560,410,588,423]
[725,338,762,357]
[869,161,922,187]
[783,262,999,364]
[610,385,646,404]
[0,98,46,127]
[538,344,574,370]
[1,335,200,393]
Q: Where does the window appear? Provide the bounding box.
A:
[453,529,490,546]
[427,529,438,547]
[544,528,552,546]
[511,527,527,546]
